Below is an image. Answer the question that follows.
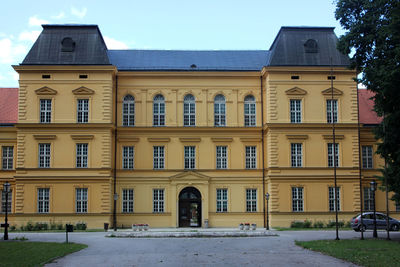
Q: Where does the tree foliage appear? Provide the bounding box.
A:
[335,0,400,202]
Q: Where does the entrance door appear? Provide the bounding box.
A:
[179,187,201,227]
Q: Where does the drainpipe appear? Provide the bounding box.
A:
[260,74,266,229]
[356,76,364,240]
[113,75,118,231]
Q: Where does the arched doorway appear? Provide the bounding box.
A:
[179,187,202,227]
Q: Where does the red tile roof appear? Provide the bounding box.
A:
[358,89,382,125]
[0,88,18,124]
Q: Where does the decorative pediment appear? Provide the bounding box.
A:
[72,86,95,95]
[35,87,57,95]
[321,87,343,96]
[285,87,307,95]
[170,171,210,183]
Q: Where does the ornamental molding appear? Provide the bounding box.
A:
[286,135,308,140]
[70,135,94,140]
[285,87,307,95]
[33,135,57,140]
[321,87,343,96]
[72,86,95,95]
[35,86,57,95]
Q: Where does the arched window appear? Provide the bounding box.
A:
[244,95,256,126]
[122,95,135,126]
[153,94,165,126]
[183,94,195,126]
[214,94,226,126]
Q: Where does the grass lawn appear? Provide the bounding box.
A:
[0,241,87,267]
[296,239,400,267]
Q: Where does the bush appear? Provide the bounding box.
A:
[50,221,58,230]
[345,221,352,228]
[75,222,87,230]
[57,223,64,230]
[291,221,305,228]
[10,225,16,231]
[326,221,345,228]
[303,220,312,228]
[25,221,34,231]
[313,221,324,228]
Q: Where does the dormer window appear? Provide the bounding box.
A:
[304,39,318,53]
[61,37,75,52]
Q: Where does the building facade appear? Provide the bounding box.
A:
[0,25,398,228]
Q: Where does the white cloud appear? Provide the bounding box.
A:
[0,38,27,64]
[51,12,65,19]
[71,7,87,18]
[19,31,41,43]
[104,36,129,50]
[29,16,49,27]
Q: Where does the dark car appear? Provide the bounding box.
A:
[351,212,400,232]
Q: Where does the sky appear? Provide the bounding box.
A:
[0,0,346,87]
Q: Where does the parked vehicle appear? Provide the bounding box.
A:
[351,212,400,232]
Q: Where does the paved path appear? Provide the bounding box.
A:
[7,230,399,267]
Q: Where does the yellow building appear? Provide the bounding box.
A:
[0,25,398,229]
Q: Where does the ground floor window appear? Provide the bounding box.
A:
[363,187,373,211]
[246,189,257,212]
[216,189,228,212]
[292,187,304,212]
[328,187,340,212]
[37,188,50,213]
[122,189,134,213]
[76,188,88,213]
[153,189,164,213]
[1,190,11,213]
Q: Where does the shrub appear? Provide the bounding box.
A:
[10,225,16,231]
[25,221,34,231]
[326,221,345,228]
[50,221,58,230]
[291,221,305,228]
[313,221,324,228]
[57,223,64,230]
[303,220,312,228]
[345,221,351,228]
[75,222,87,230]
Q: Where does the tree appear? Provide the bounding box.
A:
[335,0,400,202]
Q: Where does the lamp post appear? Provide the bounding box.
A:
[113,193,118,231]
[265,193,270,230]
[3,182,10,240]
[370,180,378,238]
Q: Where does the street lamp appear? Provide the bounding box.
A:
[265,193,270,230]
[3,182,10,240]
[370,180,378,238]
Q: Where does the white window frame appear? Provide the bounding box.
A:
[153,94,165,126]
[153,146,165,169]
[245,146,256,169]
[122,146,134,169]
[291,143,303,167]
[244,95,256,127]
[214,94,226,126]
[2,146,13,170]
[184,146,195,169]
[153,189,164,213]
[122,95,135,126]
[76,188,88,213]
[122,189,134,213]
[38,143,51,168]
[328,143,339,167]
[290,99,302,123]
[76,143,88,168]
[216,146,227,169]
[362,145,373,169]
[328,187,340,212]
[183,94,196,126]
[327,99,338,123]
[364,187,374,211]
[37,188,50,213]
[292,187,304,212]
[216,188,228,212]
[1,190,12,213]
[77,99,89,123]
[246,189,257,212]
[40,99,52,123]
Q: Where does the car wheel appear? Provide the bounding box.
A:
[390,224,399,231]
[358,224,366,232]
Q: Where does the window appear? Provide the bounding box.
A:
[153,94,165,126]
[244,95,256,126]
[38,143,51,168]
[364,187,373,211]
[122,95,135,126]
[1,190,11,213]
[216,189,228,212]
[396,201,400,212]
[77,99,89,123]
[2,146,13,170]
[76,143,88,168]
[245,146,256,169]
[290,99,302,123]
[37,188,50,213]
[153,146,165,169]
[40,99,52,123]
[291,143,302,167]
[329,187,340,212]
[153,189,164,213]
[214,94,226,126]
[328,143,339,167]
[183,94,195,126]
[184,146,195,169]
[327,99,338,123]
[362,146,373,169]
[122,189,134,213]
[76,188,88,213]
[122,146,134,169]
[292,187,304,212]
[216,146,227,169]
[246,189,257,212]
